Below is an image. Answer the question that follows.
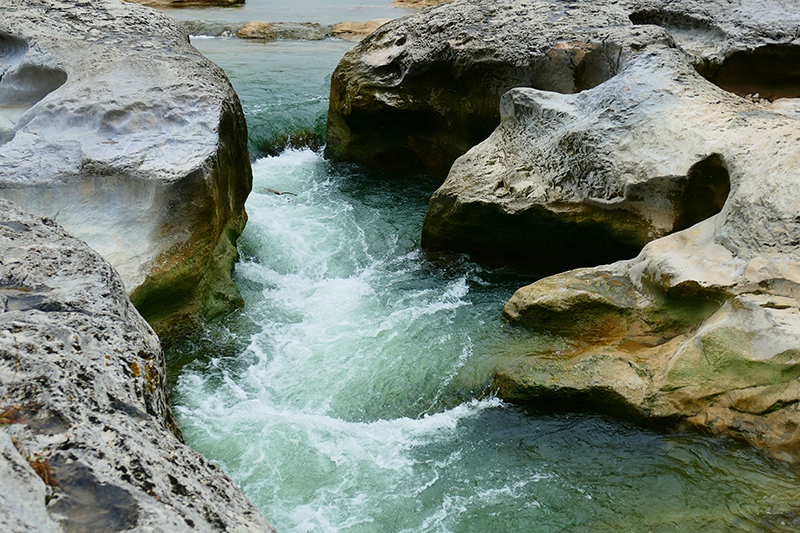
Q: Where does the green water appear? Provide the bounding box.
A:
[165,19,800,533]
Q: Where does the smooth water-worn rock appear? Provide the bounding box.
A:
[421,25,735,267]
[329,0,800,460]
[0,198,275,532]
[0,0,252,337]
[326,0,631,175]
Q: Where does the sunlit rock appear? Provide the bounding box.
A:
[0,0,252,337]
[0,198,275,532]
[332,19,393,42]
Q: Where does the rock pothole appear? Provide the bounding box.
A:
[705,44,800,101]
[673,153,731,232]
[0,32,67,145]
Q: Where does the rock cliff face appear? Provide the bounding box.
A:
[0,0,252,337]
[328,0,800,460]
[0,198,275,532]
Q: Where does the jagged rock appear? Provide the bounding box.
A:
[332,19,393,42]
[0,198,275,532]
[0,0,252,337]
[237,21,332,40]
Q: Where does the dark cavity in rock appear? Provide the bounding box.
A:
[705,44,800,100]
[0,32,67,145]
[673,153,730,232]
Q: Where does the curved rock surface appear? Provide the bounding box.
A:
[0,198,275,531]
[0,0,252,337]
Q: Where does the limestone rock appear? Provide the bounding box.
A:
[499,212,800,461]
[0,198,275,532]
[0,432,62,533]
[421,27,735,268]
[326,0,632,175]
[124,0,244,7]
[0,0,252,337]
[237,21,332,41]
[390,0,451,8]
[332,20,393,42]
[331,0,800,460]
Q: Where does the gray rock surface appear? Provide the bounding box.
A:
[0,0,252,337]
[0,198,275,532]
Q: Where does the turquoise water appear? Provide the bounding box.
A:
[165,9,800,533]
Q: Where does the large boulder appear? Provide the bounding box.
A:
[0,198,275,531]
[421,26,735,269]
[0,0,252,337]
[326,0,631,176]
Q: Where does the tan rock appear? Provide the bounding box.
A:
[390,0,451,8]
[237,21,277,39]
[124,0,244,7]
[332,19,392,42]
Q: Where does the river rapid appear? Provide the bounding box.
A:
[163,2,800,531]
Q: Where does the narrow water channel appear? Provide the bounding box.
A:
[164,10,800,533]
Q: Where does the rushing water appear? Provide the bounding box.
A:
[165,6,800,532]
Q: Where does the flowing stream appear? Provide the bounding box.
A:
[164,4,800,532]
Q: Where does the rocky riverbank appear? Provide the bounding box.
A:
[0,198,275,532]
[327,0,800,461]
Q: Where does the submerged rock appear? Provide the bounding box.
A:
[0,198,275,531]
[0,0,252,337]
[328,0,800,460]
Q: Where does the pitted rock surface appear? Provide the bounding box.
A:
[0,198,275,532]
[0,0,252,337]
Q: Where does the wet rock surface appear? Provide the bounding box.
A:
[0,0,252,337]
[0,198,275,532]
[328,0,800,461]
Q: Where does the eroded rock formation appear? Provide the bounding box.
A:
[0,198,275,532]
[0,0,252,337]
[328,0,800,460]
